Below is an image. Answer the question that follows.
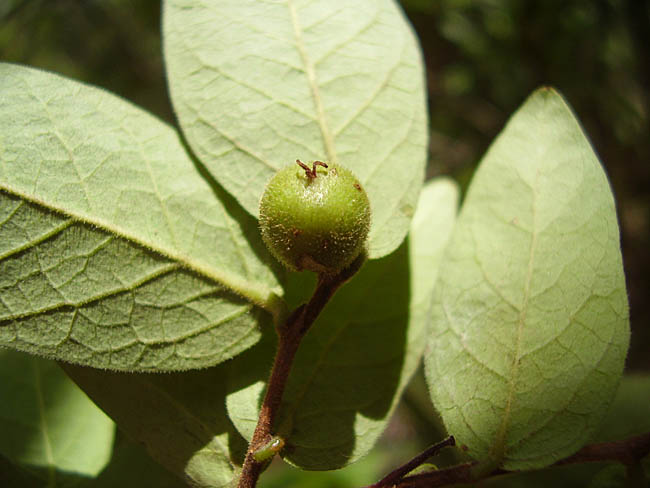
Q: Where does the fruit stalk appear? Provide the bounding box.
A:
[237,258,364,488]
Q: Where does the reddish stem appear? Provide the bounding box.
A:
[363,436,456,488]
[237,259,363,488]
[236,321,302,488]
[388,432,650,488]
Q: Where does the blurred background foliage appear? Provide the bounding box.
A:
[1,1,648,487]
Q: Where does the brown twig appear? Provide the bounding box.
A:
[385,432,650,488]
[397,462,477,488]
[556,432,650,467]
[363,436,456,488]
[237,257,365,488]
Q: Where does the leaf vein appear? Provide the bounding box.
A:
[287,0,336,163]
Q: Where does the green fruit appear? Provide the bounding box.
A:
[259,160,371,275]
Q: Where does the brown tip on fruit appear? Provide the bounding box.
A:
[296,159,328,179]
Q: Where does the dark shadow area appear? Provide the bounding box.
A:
[0,453,93,488]
[0,0,173,125]
[480,461,620,488]
[91,432,187,488]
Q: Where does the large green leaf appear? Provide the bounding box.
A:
[425,88,630,470]
[0,63,284,371]
[163,0,428,259]
[0,349,114,481]
[62,363,248,488]
[226,178,458,469]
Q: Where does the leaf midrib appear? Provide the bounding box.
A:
[0,185,280,318]
[287,0,337,164]
[490,177,540,464]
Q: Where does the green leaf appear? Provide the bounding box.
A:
[425,88,630,470]
[163,0,428,259]
[0,63,284,371]
[0,349,115,480]
[226,177,458,469]
[61,363,248,488]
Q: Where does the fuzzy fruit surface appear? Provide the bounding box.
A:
[259,162,371,274]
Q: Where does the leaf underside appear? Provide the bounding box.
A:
[226,178,459,469]
[425,88,630,470]
[0,63,279,371]
[164,0,428,259]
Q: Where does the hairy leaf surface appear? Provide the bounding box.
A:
[0,350,114,479]
[0,63,282,370]
[425,88,630,470]
[164,0,428,259]
[226,178,458,469]
[62,363,248,488]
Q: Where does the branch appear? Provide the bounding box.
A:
[237,255,365,488]
[362,436,456,488]
[556,432,650,466]
[367,432,650,488]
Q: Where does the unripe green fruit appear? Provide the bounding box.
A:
[259,160,371,275]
